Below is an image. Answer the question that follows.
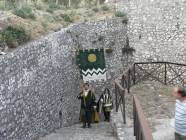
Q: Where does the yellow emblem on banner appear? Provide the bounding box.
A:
[88,54,97,62]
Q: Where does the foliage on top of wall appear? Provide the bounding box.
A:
[122,47,135,55]
[92,7,99,13]
[46,3,62,13]
[115,11,125,17]
[101,5,110,11]
[14,5,36,20]
[49,3,61,10]
[122,17,128,25]
[122,36,135,55]
[60,12,75,24]
[0,26,31,48]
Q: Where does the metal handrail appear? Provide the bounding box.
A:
[115,79,125,91]
[120,61,186,92]
[114,61,186,140]
[135,61,186,66]
[115,79,126,123]
[133,95,153,140]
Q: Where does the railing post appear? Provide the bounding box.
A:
[133,64,136,85]
[164,63,167,85]
[121,89,126,124]
[133,96,136,136]
[122,75,124,88]
[115,84,119,112]
[128,69,131,93]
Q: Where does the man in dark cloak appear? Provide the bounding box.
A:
[78,83,96,128]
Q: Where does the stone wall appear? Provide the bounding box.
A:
[69,18,128,97]
[0,18,127,140]
[119,0,186,63]
[0,30,81,140]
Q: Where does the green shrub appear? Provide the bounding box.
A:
[0,3,5,10]
[53,15,63,22]
[61,13,74,23]
[34,4,43,10]
[115,11,125,17]
[46,8,54,13]
[1,26,31,48]
[14,5,36,19]
[1,1,15,10]
[122,17,128,24]
[45,15,55,22]
[101,5,109,11]
[92,7,99,12]
[63,22,70,28]
[46,3,61,13]
[48,3,61,10]
[42,22,48,32]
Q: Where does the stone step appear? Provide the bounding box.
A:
[38,122,118,140]
[111,111,136,140]
[117,128,135,140]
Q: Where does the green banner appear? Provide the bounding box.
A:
[77,49,106,82]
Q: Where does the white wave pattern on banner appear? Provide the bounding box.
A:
[82,68,106,75]
[82,68,106,82]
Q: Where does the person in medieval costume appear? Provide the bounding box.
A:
[98,88,113,122]
[77,82,96,128]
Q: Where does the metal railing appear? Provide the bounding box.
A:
[133,95,153,140]
[115,79,126,124]
[120,61,186,93]
[114,61,186,140]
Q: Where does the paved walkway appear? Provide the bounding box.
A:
[38,122,118,140]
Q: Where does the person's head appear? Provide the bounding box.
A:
[83,82,89,90]
[104,88,110,95]
[173,87,186,100]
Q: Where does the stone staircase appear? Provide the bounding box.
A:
[111,82,176,140]
[38,122,118,140]
[38,113,136,140]
[111,110,135,140]
[110,109,175,140]
[38,82,176,140]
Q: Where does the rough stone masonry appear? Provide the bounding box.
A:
[0,18,127,140]
[1,0,186,138]
[119,0,186,63]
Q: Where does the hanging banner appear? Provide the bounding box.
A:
[77,49,106,82]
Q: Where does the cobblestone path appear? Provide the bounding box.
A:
[38,122,118,140]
